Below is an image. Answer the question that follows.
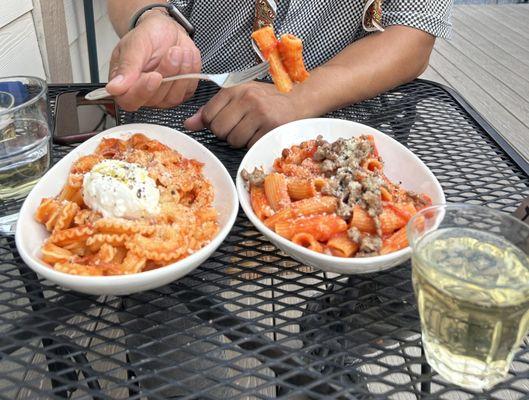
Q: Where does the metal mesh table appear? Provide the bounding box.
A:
[0,80,528,399]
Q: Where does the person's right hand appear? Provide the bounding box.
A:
[106,11,201,111]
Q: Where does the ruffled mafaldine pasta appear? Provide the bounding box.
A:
[35,134,219,276]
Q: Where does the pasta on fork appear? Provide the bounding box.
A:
[252,26,310,93]
[241,135,432,258]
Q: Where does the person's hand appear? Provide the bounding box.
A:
[106,12,201,111]
[184,82,307,148]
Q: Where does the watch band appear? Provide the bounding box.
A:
[129,3,195,38]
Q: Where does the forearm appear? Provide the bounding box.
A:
[291,26,435,117]
[108,0,168,37]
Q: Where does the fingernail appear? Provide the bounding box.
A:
[109,74,124,86]
[184,113,199,129]
[182,49,192,67]
[147,75,159,91]
[184,113,195,123]
[170,48,181,67]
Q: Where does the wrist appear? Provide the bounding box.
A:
[288,86,318,120]
[136,8,188,36]
[130,3,195,38]
[136,8,167,25]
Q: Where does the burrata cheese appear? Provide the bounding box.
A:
[83,159,160,219]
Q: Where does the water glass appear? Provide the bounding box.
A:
[408,204,529,390]
[0,76,52,234]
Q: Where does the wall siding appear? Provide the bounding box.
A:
[0,12,46,79]
[0,0,33,29]
[64,0,119,83]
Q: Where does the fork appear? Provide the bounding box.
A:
[85,62,270,101]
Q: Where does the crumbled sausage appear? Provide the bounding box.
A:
[359,235,382,256]
[312,135,386,252]
[347,181,362,202]
[321,159,336,173]
[314,136,383,215]
[313,148,326,162]
[241,167,266,187]
[407,191,430,208]
[337,201,353,219]
[347,227,362,243]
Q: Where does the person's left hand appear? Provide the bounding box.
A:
[184,82,306,148]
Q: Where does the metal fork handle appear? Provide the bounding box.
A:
[84,73,222,101]
[162,73,219,83]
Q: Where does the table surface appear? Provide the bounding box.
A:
[0,80,528,400]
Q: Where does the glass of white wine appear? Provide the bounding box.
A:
[408,204,529,390]
[0,76,51,234]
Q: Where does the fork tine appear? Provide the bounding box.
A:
[246,62,269,73]
[253,62,270,74]
[221,62,270,87]
[235,67,266,81]
[236,62,269,79]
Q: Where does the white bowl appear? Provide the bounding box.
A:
[16,123,238,295]
[236,118,445,274]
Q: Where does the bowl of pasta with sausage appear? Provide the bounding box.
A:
[15,123,238,295]
[236,118,445,274]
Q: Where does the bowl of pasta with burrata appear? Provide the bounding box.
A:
[15,123,238,295]
[237,118,445,274]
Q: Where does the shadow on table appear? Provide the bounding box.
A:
[118,269,424,399]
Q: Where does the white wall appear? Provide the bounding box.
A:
[0,0,47,79]
[64,0,119,83]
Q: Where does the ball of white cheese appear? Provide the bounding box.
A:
[83,159,160,219]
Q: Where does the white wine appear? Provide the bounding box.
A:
[0,120,51,200]
[413,227,529,390]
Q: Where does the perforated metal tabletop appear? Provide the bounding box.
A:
[0,80,528,399]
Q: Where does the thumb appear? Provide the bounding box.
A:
[184,107,206,131]
[106,38,149,96]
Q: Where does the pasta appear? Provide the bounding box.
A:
[292,232,324,253]
[350,205,377,234]
[278,34,310,83]
[327,233,359,258]
[264,173,290,211]
[251,26,293,93]
[275,214,347,241]
[263,196,337,229]
[250,186,274,220]
[242,134,432,258]
[252,26,309,93]
[381,226,408,255]
[287,178,316,200]
[35,133,219,276]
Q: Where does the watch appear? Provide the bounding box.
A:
[129,3,195,38]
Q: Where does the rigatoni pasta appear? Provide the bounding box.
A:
[292,232,324,253]
[351,205,377,235]
[263,196,337,229]
[252,26,309,93]
[251,26,293,93]
[277,34,310,83]
[250,186,273,220]
[242,135,432,259]
[275,214,347,242]
[287,178,316,200]
[327,233,359,258]
[264,173,291,211]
